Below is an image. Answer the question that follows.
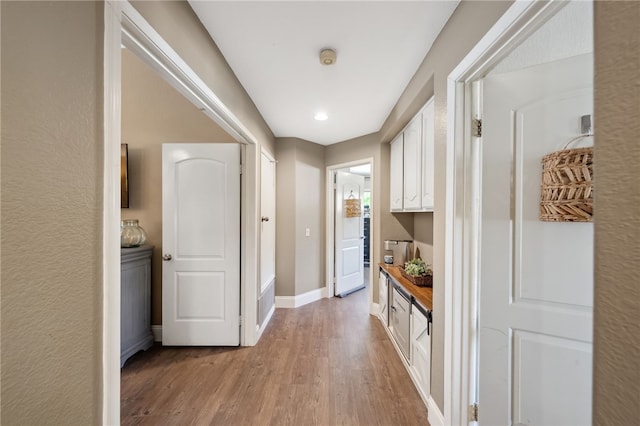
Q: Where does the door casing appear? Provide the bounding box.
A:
[444,1,570,424]
[325,158,375,314]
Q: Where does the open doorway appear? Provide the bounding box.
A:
[325,159,375,313]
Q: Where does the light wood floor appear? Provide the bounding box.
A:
[121,282,429,425]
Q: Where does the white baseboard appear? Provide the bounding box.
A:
[370,302,380,316]
[151,325,162,342]
[427,395,445,426]
[256,304,275,341]
[275,287,328,308]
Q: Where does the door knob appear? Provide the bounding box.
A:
[261,216,270,222]
[163,254,172,261]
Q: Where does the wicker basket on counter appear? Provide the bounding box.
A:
[539,139,593,222]
[399,266,433,287]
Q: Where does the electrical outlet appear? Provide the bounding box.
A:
[305,228,310,237]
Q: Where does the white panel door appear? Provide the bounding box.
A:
[389,134,404,211]
[162,143,240,346]
[260,150,276,293]
[478,55,593,425]
[403,116,422,210]
[421,97,435,210]
[335,171,365,296]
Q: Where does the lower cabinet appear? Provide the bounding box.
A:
[121,245,154,367]
[379,267,432,407]
[378,270,389,326]
[410,305,432,400]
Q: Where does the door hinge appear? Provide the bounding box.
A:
[469,403,479,422]
[472,118,482,137]
[239,315,243,327]
[239,164,243,175]
[333,277,336,284]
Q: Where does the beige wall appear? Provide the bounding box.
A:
[121,48,235,325]
[275,139,296,296]
[593,2,640,424]
[1,1,102,424]
[377,0,513,410]
[275,138,325,297]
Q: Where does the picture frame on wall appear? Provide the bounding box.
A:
[121,143,129,208]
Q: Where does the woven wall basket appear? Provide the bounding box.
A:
[540,146,593,222]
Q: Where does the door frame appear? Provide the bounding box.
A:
[103,2,260,423]
[325,158,375,313]
[443,0,568,424]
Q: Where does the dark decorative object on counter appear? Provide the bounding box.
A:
[400,266,433,287]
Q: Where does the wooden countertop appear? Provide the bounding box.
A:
[379,263,433,311]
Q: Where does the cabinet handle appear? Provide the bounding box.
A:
[163,254,172,261]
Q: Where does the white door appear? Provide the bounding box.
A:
[335,171,365,296]
[162,143,240,346]
[260,150,276,293]
[478,55,593,425]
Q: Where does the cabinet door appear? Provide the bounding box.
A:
[379,270,388,326]
[403,116,422,210]
[421,98,435,210]
[411,307,431,398]
[389,134,404,211]
[391,288,411,360]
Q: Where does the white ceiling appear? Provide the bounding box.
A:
[189,1,459,145]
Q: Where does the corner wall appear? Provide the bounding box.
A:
[275,138,325,297]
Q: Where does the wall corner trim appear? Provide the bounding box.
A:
[151,325,163,342]
[427,396,445,426]
[275,287,327,309]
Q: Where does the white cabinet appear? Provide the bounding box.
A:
[379,270,389,326]
[390,286,412,360]
[403,117,422,210]
[389,97,435,212]
[410,305,432,400]
[421,98,435,210]
[389,133,404,211]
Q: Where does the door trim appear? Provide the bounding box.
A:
[103,2,259,423]
[444,0,568,424]
[325,158,375,314]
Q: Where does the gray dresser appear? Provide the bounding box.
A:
[121,245,154,367]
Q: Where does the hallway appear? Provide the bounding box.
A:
[121,285,429,425]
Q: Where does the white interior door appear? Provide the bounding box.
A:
[478,54,593,425]
[162,143,240,346]
[260,150,276,293]
[335,171,365,296]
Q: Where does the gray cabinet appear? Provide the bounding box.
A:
[121,245,154,367]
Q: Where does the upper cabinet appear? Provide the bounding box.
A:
[403,117,422,210]
[390,133,404,211]
[421,98,435,210]
[389,97,435,212]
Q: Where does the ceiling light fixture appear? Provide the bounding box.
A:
[314,112,328,121]
[319,48,337,66]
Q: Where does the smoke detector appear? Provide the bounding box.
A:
[319,48,337,66]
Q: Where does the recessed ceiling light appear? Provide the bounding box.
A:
[314,112,328,121]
